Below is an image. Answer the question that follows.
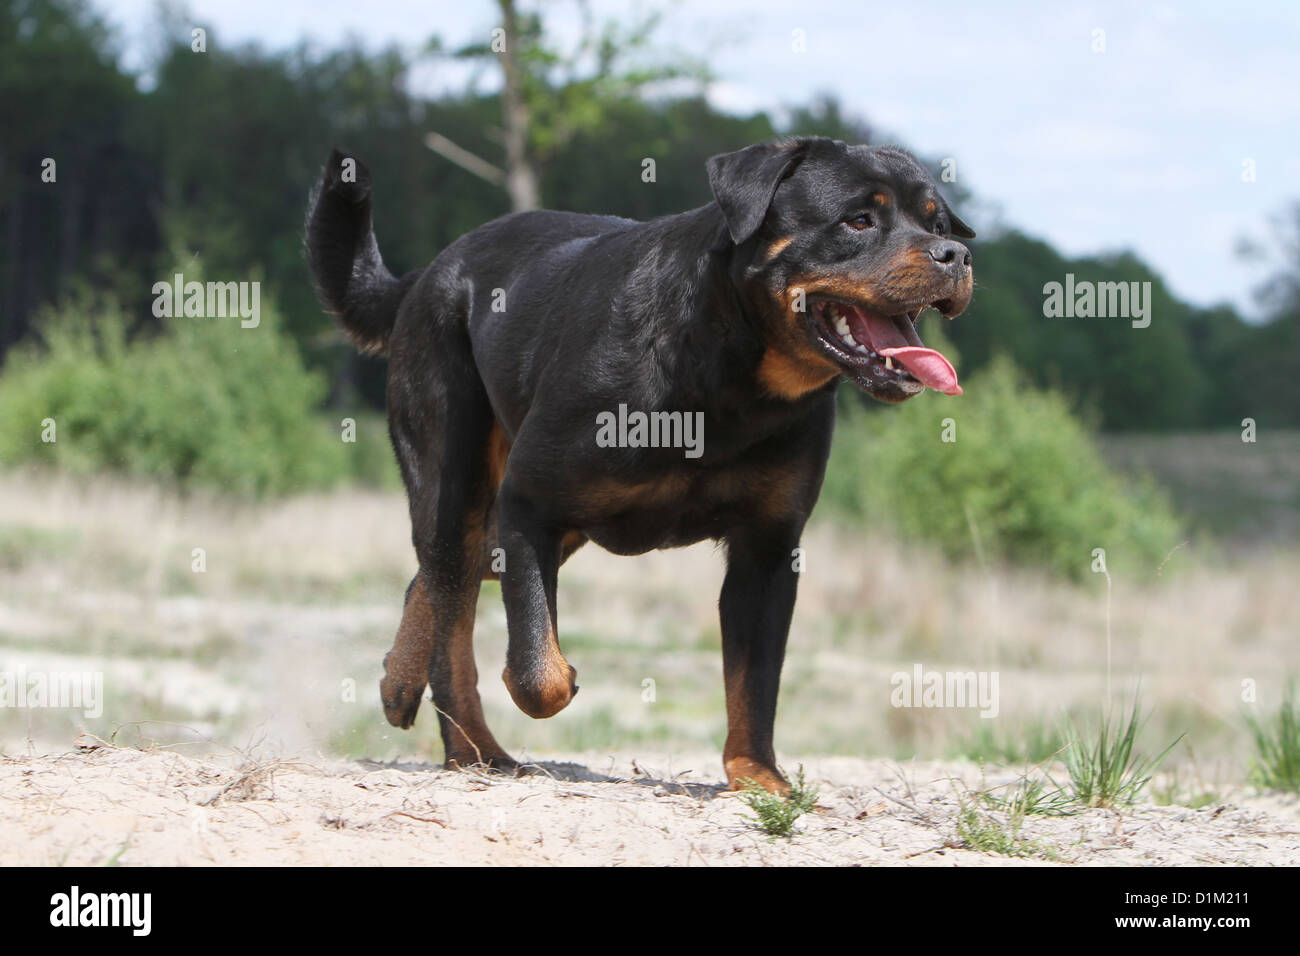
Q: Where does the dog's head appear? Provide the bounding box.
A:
[708,137,974,402]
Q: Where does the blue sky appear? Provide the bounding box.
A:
[96,0,1300,318]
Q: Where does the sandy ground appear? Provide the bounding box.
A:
[3,472,1299,867]
[3,745,1298,866]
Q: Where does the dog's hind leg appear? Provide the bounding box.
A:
[382,354,514,769]
[379,574,437,730]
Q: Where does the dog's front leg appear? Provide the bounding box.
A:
[496,487,578,719]
[719,527,803,794]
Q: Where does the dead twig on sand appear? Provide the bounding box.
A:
[385,810,448,828]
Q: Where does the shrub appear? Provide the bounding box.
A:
[738,767,819,838]
[821,349,1182,580]
[0,284,348,497]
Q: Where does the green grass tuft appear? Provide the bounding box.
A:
[1246,681,1300,793]
[738,766,819,838]
[1061,696,1181,808]
[980,774,1078,817]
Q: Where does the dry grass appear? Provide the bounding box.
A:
[1,467,1296,786]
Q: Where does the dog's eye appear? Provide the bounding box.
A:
[845,214,874,231]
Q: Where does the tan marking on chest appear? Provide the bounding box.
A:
[757,346,838,400]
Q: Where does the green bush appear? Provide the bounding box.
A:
[0,285,349,497]
[821,350,1182,581]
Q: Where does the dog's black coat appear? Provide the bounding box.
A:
[305,137,974,790]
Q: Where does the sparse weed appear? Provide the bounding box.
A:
[738,766,819,838]
[955,792,1059,860]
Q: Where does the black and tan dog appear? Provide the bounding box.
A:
[305,137,973,792]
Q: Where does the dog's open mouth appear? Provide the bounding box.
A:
[809,300,962,396]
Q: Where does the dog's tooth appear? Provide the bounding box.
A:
[884,356,894,370]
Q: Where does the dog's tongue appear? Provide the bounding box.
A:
[849,309,962,396]
[878,347,962,396]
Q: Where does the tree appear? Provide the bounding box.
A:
[1229,203,1300,426]
[0,0,151,350]
[424,0,707,211]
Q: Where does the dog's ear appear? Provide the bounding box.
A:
[948,209,976,239]
[707,141,809,245]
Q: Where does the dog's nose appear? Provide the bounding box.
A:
[928,239,971,276]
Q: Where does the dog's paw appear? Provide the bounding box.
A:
[379,659,425,730]
[501,660,578,719]
[724,756,790,795]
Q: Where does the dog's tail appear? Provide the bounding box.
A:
[305,149,415,355]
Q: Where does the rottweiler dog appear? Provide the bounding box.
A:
[305,137,973,792]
